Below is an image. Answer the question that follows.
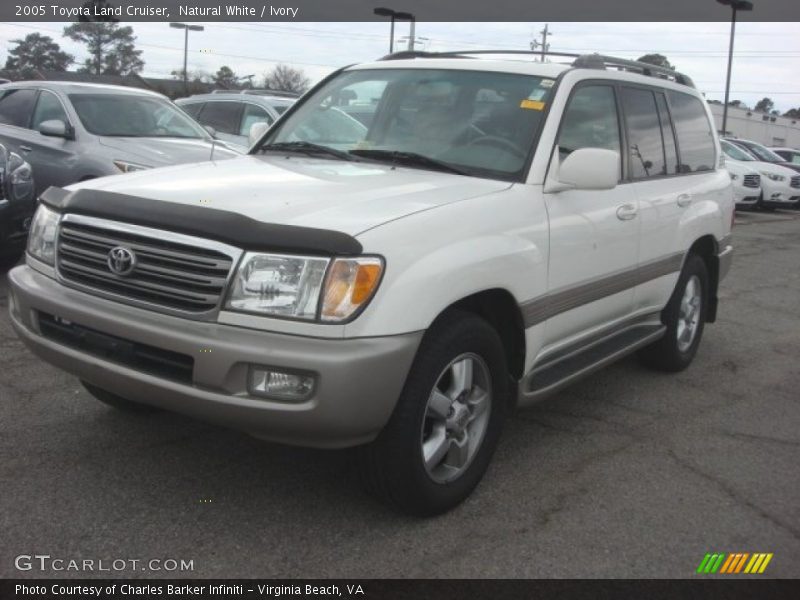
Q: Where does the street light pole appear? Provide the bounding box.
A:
[716,0,754,136]
[170,22,204,96]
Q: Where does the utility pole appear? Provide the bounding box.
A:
[169,22,204,96]
[408,16,416,51]
[530,24,551,61]
[716,0,754,137]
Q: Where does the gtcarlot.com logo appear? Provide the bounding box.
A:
[697,552,773,574]
[14,554,194,572]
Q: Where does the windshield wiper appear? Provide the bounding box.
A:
[348,149,468,175]
[260,141,356,161]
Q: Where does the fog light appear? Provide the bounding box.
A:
[248,366,314,401]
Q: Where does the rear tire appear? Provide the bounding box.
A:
[81,381,159,413]
[357,311,509,516]
[639,254,709,372]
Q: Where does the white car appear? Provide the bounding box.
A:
[9,52,734,515]
[724,159,761,209]
[721,140,798,210]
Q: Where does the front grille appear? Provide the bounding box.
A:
[38,312,194,383]
[791,175,800,189]
[743,174,760,188]
[57,220,234,314]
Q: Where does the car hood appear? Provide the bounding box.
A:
[724,160,758,176]
[66,155,513,236]
[98,136,240,166]
[726,158,796,178]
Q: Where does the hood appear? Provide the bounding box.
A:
[724,160,758,177]
[98,136,241,167]
[725,158,796,178]
[66,155,512,236]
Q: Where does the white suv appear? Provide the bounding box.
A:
[9,52,734,515]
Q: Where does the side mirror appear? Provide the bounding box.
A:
[203,125,217,138]
[546,147,620,192]
[248,121,270,147]
[38,119,71,139]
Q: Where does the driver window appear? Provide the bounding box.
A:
[32,91,69,131]
[558,85,621,164]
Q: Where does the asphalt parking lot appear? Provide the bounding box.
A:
[1,209,799,579]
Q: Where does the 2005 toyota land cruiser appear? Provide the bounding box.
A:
[8,51,734,515]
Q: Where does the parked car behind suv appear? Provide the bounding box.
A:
[0,142,35,268]
[724,159,761,209]
[721,139,799,209]
[8,52,734,515]
[0,82,239,195]
[176,90,298,151]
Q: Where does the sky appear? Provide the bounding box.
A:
[1,21,799,112]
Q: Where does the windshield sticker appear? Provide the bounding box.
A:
[540,79,555,88]
[520,99,546,110]
[526,89,547,101]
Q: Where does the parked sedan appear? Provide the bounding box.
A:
[0,142,35,268]
[721,140,799,210]
[0,81,240,195]
[176,90,297,151]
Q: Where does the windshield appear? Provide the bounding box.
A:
[740,141,784,163]
[258,68,556,180]
[722,140,755,161]
[69,93,209,138]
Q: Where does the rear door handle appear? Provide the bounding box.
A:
[677,193,692,207]
[616,203,638,221]
[19,145,32,154]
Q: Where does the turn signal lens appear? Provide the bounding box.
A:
[321,257,384,322]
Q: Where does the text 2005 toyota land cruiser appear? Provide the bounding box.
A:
[9,52,734,515]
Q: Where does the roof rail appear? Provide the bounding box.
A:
[210,88,300,98]
[376,49,695,88]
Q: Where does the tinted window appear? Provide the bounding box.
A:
[666,90,715,172]
[737,140,784,163]
[32,91,69,130]
[655,93,678,176]
[721,140,756,161]
[558,85,621,164]
[0,89,37,128]
[197,101,242,134]
[620,87,666,179]
[240,104,272,135]
[180,102,203,118]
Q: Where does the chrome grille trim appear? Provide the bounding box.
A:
[791,175,800,189]
[742,174,760,188]
[56,214,243,320]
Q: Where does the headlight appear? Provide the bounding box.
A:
[761,171,785,182]
[225,253,384,322]
[27,204,60,265]
[113,160,151,173]
[226,253,329,320]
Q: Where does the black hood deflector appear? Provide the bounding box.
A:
[39,186,363,256]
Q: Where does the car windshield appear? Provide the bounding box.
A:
[258,68,557,180]
[740,141,784,163]
[69,93,208,138]
[722,140,755,161]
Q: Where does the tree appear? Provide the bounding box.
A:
[63,22,144,75]
[783,108,800,119]
[4,33,73,77]
[637,53,675,70]
[171,68,211,83]
[263,64,310,94]
[754,97,775,113]
[728,99,748,109]
[212,66,239,89]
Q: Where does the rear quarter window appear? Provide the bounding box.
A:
[666,90,716,173]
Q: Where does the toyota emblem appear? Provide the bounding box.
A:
[107,246,136,276]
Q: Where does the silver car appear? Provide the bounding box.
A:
[0,81,240,195]
[176,90,297,151]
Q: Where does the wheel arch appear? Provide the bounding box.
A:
[687,234,720,323]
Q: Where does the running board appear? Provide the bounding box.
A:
[518,324,666,406]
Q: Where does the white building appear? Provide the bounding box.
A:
[709,103,800,148]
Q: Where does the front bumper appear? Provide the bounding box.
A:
[8,265,422,448]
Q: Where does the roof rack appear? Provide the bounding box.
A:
[210,89,300,98]
[377,50,695,88]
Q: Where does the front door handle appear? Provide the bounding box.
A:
[677,193,692,207]
[616,203,638,221]
[18,145,32,154]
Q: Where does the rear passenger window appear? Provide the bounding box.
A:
[558,85,621,163]
[620,87,666,179]
[666,90,715,173]
[197,101,242,135]
[181,103,203,118]
[0,88,37,128]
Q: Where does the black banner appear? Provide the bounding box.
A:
[2,579,800,600]
[3,0,800,22]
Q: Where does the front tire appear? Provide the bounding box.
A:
[639,253,709,372]
[357,311,509,516]
[81,381,159,413]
